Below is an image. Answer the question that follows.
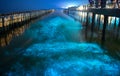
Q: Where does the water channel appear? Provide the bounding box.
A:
[0,10,120,76]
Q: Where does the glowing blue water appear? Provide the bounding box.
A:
[6,13,120,76]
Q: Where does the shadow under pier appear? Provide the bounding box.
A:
[64,8,120,60]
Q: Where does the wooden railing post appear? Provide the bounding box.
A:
[2,16,5,32]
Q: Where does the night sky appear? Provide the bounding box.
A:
[0,0,88,13]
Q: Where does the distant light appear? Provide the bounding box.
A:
[77,6,84,10]
[62,3,77,9]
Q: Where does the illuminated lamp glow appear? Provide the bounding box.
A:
[62,3,77,9]
[77,6,84,10]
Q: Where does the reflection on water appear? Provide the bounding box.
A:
[8,42,120,76]
[0,11,120,75]
[0,23,30,47]
[68,11,120,56]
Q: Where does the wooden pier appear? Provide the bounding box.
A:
[64,8,120,44]
[0,10,53,33]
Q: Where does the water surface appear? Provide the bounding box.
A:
[0,11,120,76]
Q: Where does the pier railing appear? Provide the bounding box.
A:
[0,9,53,33]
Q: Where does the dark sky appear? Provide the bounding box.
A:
[0,0,88,13]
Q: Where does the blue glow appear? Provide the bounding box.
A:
[5,12,120,76]
[7,42,120,75]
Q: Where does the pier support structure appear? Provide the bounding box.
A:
[2,16,5,32]
[64,8,120,44]
[102,15,108,44]
[91,13,95,39]
[0,10,53,33]
[85,12,89,39]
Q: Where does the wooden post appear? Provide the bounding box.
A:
[2,16,5,32]
[97,15,101,38]
[83,12,85,23]
[13,13,15,27]
[21,13,23,22]
[98,15,101,31]
[88,14,90,25]
[113,17,117,38]
[10,15,14,28]
[116,18,120,39]
[91,13,95,39]
[85,12,89,39]
[81,12,82,22]
[110,17,112,25]
[101,15,108,44]
[82,12,83,23]
[29,12,31,21]
[114,17,116,29]
[20,13,22,22]
[23,13,25,23]
[82,12,83,22]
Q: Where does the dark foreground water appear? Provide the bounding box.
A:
[0,11,120,76]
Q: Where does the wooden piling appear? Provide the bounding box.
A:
[116,18,120,39]
[2,16,5,32]
[101,15,108,44]
[98,15,101,31]
[64,8,120,45]
[29,12,31,21]
[11,14,14,29]
[80,12,83,22]
[113,17,117,38]
[114,17,117,30]
[85,12,89,39]
[91,13,95,39]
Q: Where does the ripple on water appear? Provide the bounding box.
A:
[5,16,120,76]
[6,42,120,76]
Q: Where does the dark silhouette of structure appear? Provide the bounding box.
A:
[95,0,99,8]
[89,0,107,8]
[116,0,120,8]
[89,0,94,7]
[101,0,107,8]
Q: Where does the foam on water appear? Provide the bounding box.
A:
[6,15,120,76]
[7,42,120,76]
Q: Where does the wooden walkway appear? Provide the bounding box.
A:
[0,10,53,33]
